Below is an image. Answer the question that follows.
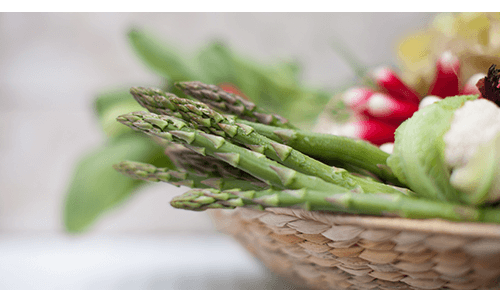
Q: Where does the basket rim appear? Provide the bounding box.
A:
[260,207,500,238]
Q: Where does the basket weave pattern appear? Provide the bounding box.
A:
[211,208,500,290]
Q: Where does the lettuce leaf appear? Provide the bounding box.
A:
[387,94,478,203]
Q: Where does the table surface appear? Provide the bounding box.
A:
[0,233,310,290]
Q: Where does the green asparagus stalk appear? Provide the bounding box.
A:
[116,111,349,193]
[129,86,397,183]
[113,160,266,191]
[171,188,500,224]
[129,87,183,118]
[170,188,263,211]
[163,143,267,185]
[167,95,406,195]
[175,81,295,129]
[131,87,354,188]
[130,86,404,193]
[236,120,400,184]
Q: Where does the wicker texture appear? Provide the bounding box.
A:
[210,208,500,290]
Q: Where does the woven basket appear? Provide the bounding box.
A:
[209,208,500,290]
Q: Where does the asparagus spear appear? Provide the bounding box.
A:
[131,87,355,188]
[116,111,349,193]
[166,95,406,195]
[129,87,183,118]
[174,81,295,129]
[129,86,397,183]
[163,143,267,185]
[171,188,500,224]
[113,160,266,191]
[170,188,263,211]
[237,120,400,184]
[130,87,401,191]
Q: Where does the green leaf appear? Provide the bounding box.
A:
[128,29,332,128]
[387,94,478,203]
[194,40,331,128]
[219,52,330,128]
[195,41,236,84]
[94,90,145,138]
[64,133,174,233]
[94,89,133,118]
[128,29,201,82]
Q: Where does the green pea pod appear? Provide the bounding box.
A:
[387,94,478,203]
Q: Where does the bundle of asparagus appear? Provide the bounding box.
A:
[112,79,500,224]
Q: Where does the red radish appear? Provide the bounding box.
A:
[372,66,420,104]
[341,118,397,145]
[330,53,490,146]
[429,51,460,97]
[342,87,373,110]
[365,92,419,121]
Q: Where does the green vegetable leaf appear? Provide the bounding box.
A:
[128,29,201,83]
[128,28,332,128]
[387,94,478,203]
[94,89,144,138]
[195,41,236,84]
[239,62,330,128]
[64,133,174,233]
[196,43,305,126]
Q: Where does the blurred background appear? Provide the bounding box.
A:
[0,13,435,289]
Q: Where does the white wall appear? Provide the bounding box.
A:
[0,12,435,233]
